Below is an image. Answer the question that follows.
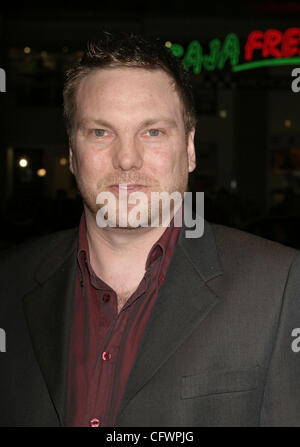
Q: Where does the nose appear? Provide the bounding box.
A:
[112,135,143,171]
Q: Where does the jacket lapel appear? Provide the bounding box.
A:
[22,229,78,426]
[116,220,223,424]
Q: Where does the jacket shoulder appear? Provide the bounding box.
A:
[0,227,78,283]
[211,222,299,273]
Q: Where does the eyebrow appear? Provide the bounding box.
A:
[78,117,178,130]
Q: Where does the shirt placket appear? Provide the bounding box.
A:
[81,243,165,427]
[86,289,124,427]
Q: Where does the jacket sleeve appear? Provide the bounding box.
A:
[260,252,300,426]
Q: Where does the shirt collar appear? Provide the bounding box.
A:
[144,204,183,269]
[77,204,183,279]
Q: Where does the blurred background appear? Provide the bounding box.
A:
[1,0,300,250]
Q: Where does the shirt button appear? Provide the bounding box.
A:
[103,293,111,302]
[158,275,164,284]
[90,417,100,427]
[102,351,112,361]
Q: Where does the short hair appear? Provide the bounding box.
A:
[63,30,197,140]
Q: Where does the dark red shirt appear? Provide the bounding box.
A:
[66,211,181,427]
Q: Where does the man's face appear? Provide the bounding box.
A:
[69,66,196,228]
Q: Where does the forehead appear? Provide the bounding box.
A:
[75,67,183,124]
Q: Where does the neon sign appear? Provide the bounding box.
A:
[166,27,300,73]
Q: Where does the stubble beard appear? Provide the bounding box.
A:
[74,164,189,230]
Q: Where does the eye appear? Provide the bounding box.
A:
[147,129,162,137]
[93,129,108,137]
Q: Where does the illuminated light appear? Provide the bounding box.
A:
[37,168,46,177]
[203,39,221,71]
[262,29,282,58]
[244,31,264,61]
[19,158,28,168]
[170,27,300,74]
[177,33,239,74]
[182,40,203,74]
[168,43,184,58]
[282,28,300,57]
[59,157,68,166]
[245,27,300,62]
[24,46,31,54]
[232,56,300,72]
[230,179,237,190]
[284,119,292,128]
[217,33,240,69]
[219,110,227,119]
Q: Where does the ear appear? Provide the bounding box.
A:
[69,142,75,175]
[187,128,196,173]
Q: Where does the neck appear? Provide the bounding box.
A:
[84,207,168,280]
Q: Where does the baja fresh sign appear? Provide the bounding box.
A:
[166,27,300,73]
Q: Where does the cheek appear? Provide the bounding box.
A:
[158,150,187,178]
[144,145,178,175]
[74,143,109,177]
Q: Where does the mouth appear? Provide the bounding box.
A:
[108,184,149,194]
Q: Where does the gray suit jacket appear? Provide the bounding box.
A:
[1,219,300,426]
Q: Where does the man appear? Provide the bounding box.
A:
[1,31,300,427]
